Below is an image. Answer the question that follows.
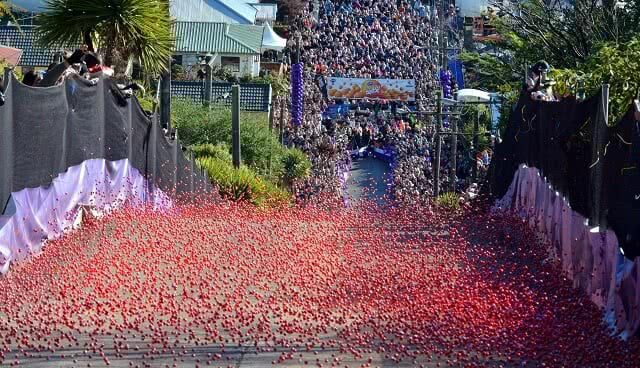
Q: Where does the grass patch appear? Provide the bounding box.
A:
[435,192,460,211]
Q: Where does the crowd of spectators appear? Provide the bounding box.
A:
[282,0,484,203]
[305,0,440,111]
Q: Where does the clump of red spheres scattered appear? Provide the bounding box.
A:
[0,199,638,367]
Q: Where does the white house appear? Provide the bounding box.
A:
[173,22,265,77]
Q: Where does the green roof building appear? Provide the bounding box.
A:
[173,21,265,77]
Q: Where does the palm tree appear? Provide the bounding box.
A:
[36,0,174,76]
[0,1,9,15]
[0,1,19,26]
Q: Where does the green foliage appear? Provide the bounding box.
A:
[173,99,313,204]
[236,73,290,97]
[211,66,236,82]
[0,2,10,15]
[458,51,521,93]
[552,36,640,123]
[172,99,282,178]
[493,0,640,68]
[0,1,19,26]
[128,79,155,112]
[280,148,311,185]
[36,0,174,76]
[171,63,185,80]
[0,60,22,81]
[462,1,640,127]
[495,91,519,137]
[137,95,155,112]
[253,74,289,97]
[197,156,290,207]
[461,105,491,151]
[435,192,460,211]
[191,143,232,162]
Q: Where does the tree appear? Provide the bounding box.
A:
[0,1,9,16]
[279,0,307,17]
[36,0,174,76]
[552,36,640,124]
[491,0,640,68]
[0,1,20,28]
[460,0,640,126]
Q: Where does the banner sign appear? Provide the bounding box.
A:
[327,78,416,101]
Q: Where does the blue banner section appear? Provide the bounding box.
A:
[448,59,465,90]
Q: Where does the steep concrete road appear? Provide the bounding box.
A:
[345,156,390,205]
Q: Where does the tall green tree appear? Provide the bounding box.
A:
[460,0,640,125]
[492,0,640,68]
[462,0,640,90]
[36,0,174,76]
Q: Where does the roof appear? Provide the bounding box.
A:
[0,25,61,67]
[170,0,256,24]
[261,23,286,52]
[174,22,264,54]
[217,0,257,23]
[0,46,23,66]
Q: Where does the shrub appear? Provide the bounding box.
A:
[252,74,290,97]
[191,143,232,161]
[172,99,281,177]
[197,156,290,207]
[435,192,460,211]
[461,105,491,151]
[171,63,185,80]
[0,60,22,81]
[280,148,312,185]
[551,36,640,124]
[137,95,155,113]
[211,66,236,82]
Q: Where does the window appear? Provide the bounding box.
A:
[221,56,241,72]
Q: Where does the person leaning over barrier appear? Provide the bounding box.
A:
[35,48,144,108]
[21,70,39,86]
[37,49,86,87]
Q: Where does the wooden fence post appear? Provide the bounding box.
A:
[232,85,241,169]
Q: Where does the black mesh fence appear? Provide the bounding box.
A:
[171,81,271,111]
[489,88,640,258]
[0,75,212,214]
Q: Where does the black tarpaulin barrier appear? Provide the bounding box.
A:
[0,74,212,215]
[489,88,640,259]
[605,110,640,259]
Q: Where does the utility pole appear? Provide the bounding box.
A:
[279,97,286,145]
[472,107,480,181]
[269,96,277,133]
[160,58,172,133]
[434,89,443,198]
[232,85,241,169]
[204,54,213,107]
[450,114,457,192]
